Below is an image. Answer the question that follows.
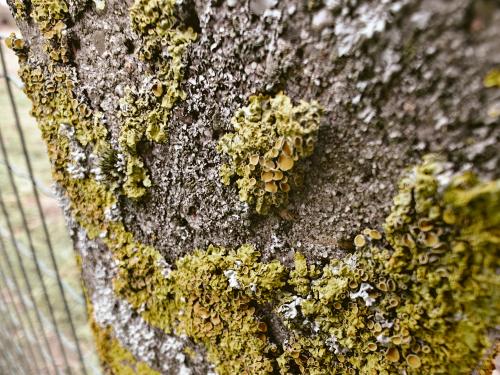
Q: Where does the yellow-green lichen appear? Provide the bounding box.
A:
[115,0,198,199]
[15,50,167,372]
[12,0,28,20]
[5,33,27,59]
[484,68,500,88]
[15,51,284,373]
[12,29,499,375]
[26,0,197,199]
[129,0,197,113]
[217,92,322,214]
[89,313,160,375]
[115,244,285,375]
[30,0,71,63]
[17,61,110,187]
[276,155,500,374]
[485,68,500,118]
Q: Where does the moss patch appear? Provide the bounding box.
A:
[217,92,322,214]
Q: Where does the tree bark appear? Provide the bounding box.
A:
[7,0,499,374]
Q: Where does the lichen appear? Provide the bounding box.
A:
[164,245,283,374]
[113,154,498,374]
[26,0,197,199]
[93,0,106,11]
[12,0,28,20]
[14,46,283,373]
[277,155,500,374]
[30,0,71,62]
[90,312,160,375]
[115,0,198,198]
[484,68,500,118]
[114,243,285,374]
[484,68,500,88]
[217,92,323,214]
[5,33,27,60]
[10,21,498,375]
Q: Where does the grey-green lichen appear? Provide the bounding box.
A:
[116,0,198,199]
[217,92,323,214]
[93,0,106,11]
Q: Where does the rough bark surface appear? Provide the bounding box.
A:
[8,0,500,374]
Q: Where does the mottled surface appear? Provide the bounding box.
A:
[56,188,213,374]
[22,0,500,264]
[10,0,500,373]
[118,0,499,266]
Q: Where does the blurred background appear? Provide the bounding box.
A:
[0,1,100,373]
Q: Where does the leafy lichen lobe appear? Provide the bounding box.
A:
[217,92,323,214]
[31,0,71,62]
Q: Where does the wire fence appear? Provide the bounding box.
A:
[0,32,101,375]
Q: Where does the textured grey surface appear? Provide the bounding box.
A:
[21,0,499,265]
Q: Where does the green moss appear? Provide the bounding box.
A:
[217,92,323,214]
[116,0,198,199]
